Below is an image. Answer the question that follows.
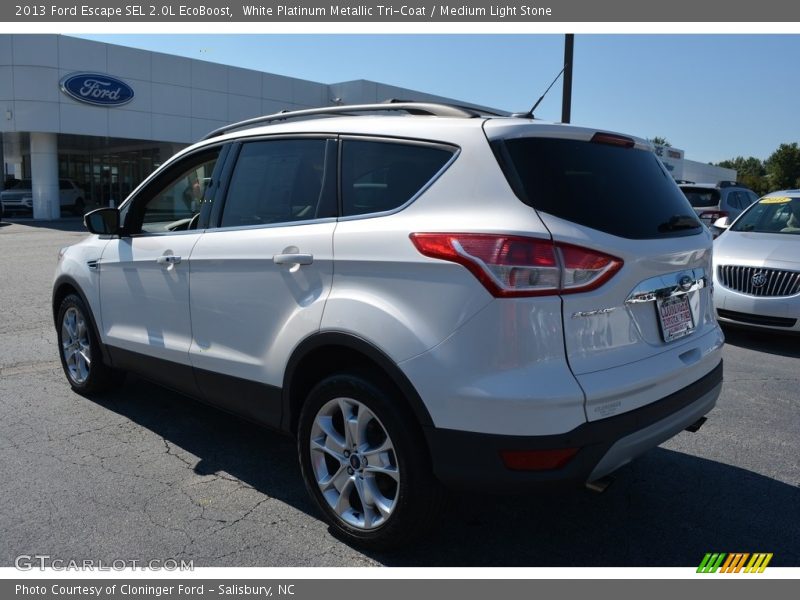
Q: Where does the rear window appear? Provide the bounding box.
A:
[496,138,702,239]
[681,187,721,208]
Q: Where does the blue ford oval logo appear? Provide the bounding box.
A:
[59,72,134,107]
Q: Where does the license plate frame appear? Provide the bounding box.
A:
[657,294,695,343]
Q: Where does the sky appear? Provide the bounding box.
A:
[77,34,800,164]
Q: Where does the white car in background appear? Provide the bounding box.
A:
[0,178,87,216]
[713,192,800,332]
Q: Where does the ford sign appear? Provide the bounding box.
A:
[60,72,134,107]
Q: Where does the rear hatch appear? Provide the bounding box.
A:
[485,122,720,421]
[680,185,723,224]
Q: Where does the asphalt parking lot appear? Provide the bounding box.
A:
[0,219,798,568]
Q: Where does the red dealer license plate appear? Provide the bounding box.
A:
[657,294,695,342]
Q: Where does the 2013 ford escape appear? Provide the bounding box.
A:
[53,102,724,548]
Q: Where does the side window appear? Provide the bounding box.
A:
[59,180,71,190]
[136,152,220,234]
[341,139,455,217]
[747,191,758,206]
[220,139,329,228]
[727,191,743,210]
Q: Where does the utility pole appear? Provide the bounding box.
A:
[562,34,574,124]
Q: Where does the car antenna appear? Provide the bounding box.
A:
[512,64,568,119]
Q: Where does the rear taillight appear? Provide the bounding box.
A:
[500,448,579,471]
[409,233,623,297]
[699,210,728,225]
[590,132,635,148]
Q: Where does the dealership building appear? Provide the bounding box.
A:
[1,34,497,219]
[1,34,737,220]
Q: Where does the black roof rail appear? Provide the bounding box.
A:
[717,180,740,188]
[201,101,484,141]
[674,179,695,184]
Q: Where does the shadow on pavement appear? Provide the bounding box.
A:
[722,324,800,359]
[93,376,799,567]
[0,218,87,233]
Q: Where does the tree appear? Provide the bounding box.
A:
[716,156,769,194]
[717,156,765,178]
[649,136,671,147]
[766,143,800,190]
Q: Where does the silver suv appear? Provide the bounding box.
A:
[678,180,758,226]
[53,103,724,548]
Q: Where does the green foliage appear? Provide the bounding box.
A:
[649,136,671,147]
[717,156,766,178]
[765,143,800,190]
[714,156,769,194]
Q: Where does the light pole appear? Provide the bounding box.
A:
[562,34,574,124]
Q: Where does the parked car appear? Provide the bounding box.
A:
[678,181,758,226]
[712,191,800,332]
[52,102,723,548]
[0,178,86,215]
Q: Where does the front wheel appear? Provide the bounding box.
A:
[298,374,444,549]
[56,293,124,394]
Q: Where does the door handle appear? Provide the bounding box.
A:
[273,253,313,266]
[156,255,182,266]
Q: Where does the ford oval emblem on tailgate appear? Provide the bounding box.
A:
[60,72,134,107]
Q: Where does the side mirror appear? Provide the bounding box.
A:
[84,207,120,235]
[712,216,730,229]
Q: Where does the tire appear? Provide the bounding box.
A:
[298,373,444,549]
[56,293,124,394]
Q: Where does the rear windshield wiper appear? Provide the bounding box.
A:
[658,215,701,233]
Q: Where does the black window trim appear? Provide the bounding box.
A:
[119,142,229,238]
[336,134,460,223]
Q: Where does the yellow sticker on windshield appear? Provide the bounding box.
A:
[760,196,791,204]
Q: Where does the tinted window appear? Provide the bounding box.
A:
[726,191,743,210]
[59,180,74,190]
[680,186,721,208]
[221,139,329,228]
[499,138,702,239]
[341,140,454,217]
[11,180,32,190]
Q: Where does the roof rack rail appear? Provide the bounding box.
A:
[674,179,695,184]
[717,180,740,188]
[202,101,483,141]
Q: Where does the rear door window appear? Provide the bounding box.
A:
[341,139,454,217]
[496,138,702,239]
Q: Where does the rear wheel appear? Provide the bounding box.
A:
[298,374,444,549]
[56,293,124,394]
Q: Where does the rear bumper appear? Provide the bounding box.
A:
[424,360,722,490]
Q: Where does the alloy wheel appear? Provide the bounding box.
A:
[309,397,400,530]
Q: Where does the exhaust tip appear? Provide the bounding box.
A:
[685,416,708,433]
[586,475,614,494]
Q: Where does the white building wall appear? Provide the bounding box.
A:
[0,34,336,145]
[682,160,737,184]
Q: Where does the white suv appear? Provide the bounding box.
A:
[53,103,724,548]
[1,178,87,215]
